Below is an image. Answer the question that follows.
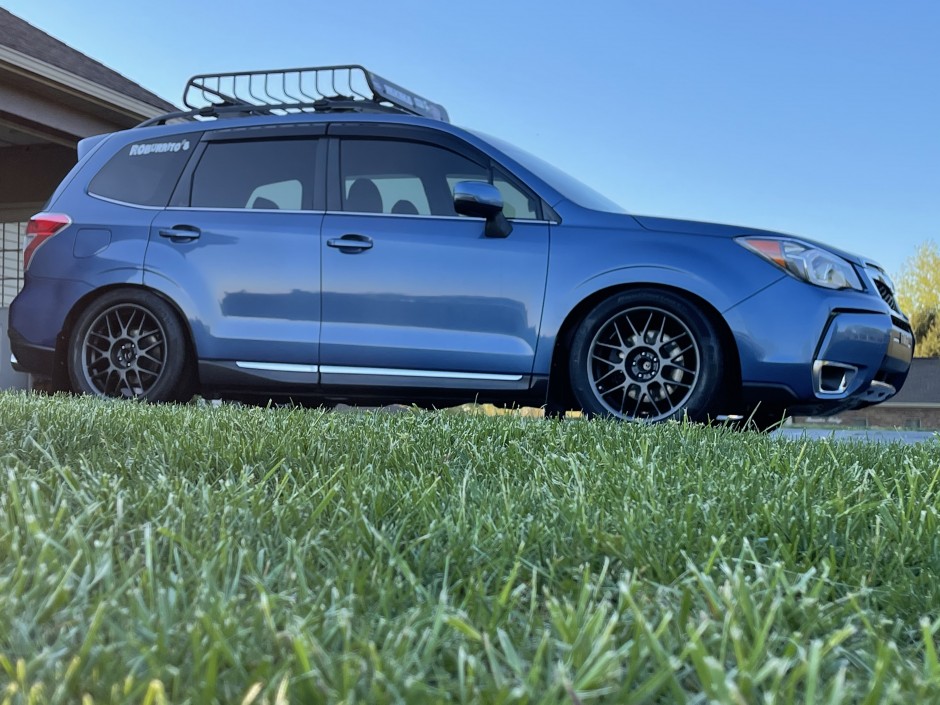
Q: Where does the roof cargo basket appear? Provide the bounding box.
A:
[181,64,448,122]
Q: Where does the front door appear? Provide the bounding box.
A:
[320,134,549,389]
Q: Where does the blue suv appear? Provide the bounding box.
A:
[8,65,914,427]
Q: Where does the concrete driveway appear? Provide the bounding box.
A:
[775,427,937,444]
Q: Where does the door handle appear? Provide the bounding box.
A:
[327,234,373,252]
[158,225,201,243]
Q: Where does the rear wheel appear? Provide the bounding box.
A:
[569,290,725,422]
[68,290,190,401]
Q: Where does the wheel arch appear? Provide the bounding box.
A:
[55,284,200,391]
[546,283,743,413]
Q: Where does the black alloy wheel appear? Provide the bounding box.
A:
[69,290,189,401]
[569,290,725,422]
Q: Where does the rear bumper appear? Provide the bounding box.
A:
[8,326,56,377]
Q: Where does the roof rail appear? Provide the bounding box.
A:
[138,65,449,128]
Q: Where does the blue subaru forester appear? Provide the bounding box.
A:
[8,65,914,428]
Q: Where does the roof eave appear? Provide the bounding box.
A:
[0,44,173,121]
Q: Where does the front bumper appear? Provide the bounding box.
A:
[743,312,913,416]
[727,275,914,415]
[810,313,913,410]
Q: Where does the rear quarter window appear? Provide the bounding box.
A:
[88,134,200,207]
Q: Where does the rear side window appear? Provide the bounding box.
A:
[88,134,199,206]
[190,139,318,210]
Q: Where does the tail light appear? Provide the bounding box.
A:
[23,213,71,270]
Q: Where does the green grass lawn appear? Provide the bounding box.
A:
[1,392,939,704]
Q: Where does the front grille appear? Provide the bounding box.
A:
[864,264,901,314]
[874,279,900,313]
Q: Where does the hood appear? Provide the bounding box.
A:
[632,215,868,267]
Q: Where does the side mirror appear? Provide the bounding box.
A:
[453,181,513,238]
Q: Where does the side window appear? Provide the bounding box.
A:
[341,139,488,217]
[88,134,200,207]
[494,172,540,220]
[190,138,317,209]
[365,177,430,215]
[247,180,303,210]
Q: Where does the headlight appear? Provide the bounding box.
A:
[736,237,863,291]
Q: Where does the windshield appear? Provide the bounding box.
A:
[469,129,628,214]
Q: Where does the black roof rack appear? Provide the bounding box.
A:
[138,64,449,127]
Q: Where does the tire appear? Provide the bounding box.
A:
[569,290,725,422]
[68,289,190,402]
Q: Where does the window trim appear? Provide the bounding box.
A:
[328,130,490,215]
[331,132,555,221]
[170,129,327,211]
[327,122,560,223]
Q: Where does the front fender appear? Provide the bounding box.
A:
[533,225,785,374]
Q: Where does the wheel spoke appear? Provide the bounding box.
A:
[104,313,116,340]
[639,312,654,339]
[89,366,111,381]
[594,340,622,353]
[646,387,663,417]
[130,368,148,396]
[138,338,164,355]
[87,342,110,357]
[138,351,164,368]
[591,350,619,364]
[88,329,113,345]
[137,328,162,341]
[657,315,667,344]
[602,379,629,397]
[666,343,695,361]
[130,309,145,334]
[610,320,626,348]
[103,369,119,396]
[622,312,640,340]
[616,385,628,415]
[593,365,622,386]
[631,389,645,418]
[664,361,695,375]
[113,310,126,337]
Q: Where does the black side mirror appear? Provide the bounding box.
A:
[453,181,513,238]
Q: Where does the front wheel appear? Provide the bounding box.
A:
[68,290,190,401]
[569,290,726,422]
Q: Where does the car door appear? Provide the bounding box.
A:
[144,125,326,383]
[319,125,550,390]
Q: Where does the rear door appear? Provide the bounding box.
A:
[144,125,325,381]
[319,125,550,390]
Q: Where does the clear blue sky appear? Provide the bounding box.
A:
[5,0,938,277]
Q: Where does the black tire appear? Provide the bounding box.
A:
[569,290,725,422]
[68,289,190,402]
